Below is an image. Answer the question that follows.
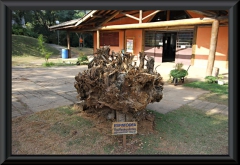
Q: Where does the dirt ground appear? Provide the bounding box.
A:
[12,102,228,155]
[12,104,157,155]
[12,46,94,67]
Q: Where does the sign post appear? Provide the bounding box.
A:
[123,134,126,148]
[112,122,137,148]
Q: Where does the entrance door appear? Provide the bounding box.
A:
[144,31,176,63]
[162,33,177,62]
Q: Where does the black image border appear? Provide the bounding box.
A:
[0,0,238,164]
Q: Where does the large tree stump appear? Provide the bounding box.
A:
[74,46,164,122]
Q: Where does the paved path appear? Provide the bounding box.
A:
[12,65,228,118]
[12,66,87,117]
[146,85,228,115]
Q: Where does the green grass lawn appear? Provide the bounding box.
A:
[12,80,229,155]
[12,104,228,155]
[183,81,228,94]
[12,35,60,57]
[183,81,228,106]
[12,35,92,67]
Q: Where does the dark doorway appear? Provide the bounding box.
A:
[162,33,177,62]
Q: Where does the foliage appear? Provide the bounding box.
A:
[205,76,218,83]
[76,52,88,65]
[169,63,188,79]
[217,74,224,80]
[174,62,184,70]
[42,62,55,67]
[24,22,38,38]
[37,34,53,62]
[12,25,34,37]
[205,74,224,84]
[12,10,93,47]
[42,62,75,67]
[78,52,88,62]
[12,25,24,35]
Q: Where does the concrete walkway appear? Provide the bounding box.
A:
[12,64,228,118]
[12,66,87,117]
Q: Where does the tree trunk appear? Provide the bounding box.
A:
[206,20,219,76]
[67,31,71,58]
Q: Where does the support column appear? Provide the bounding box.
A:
[206,20,219,76]
[139,10,142,23]
[191,26,198,66]
[142,30,145,52]
[67,31,71,58]
[167,10,170,21]
[123,30,126,51]
[97,30,100,49]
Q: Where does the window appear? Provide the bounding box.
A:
[100,32,119,46]
[176,32,193,48]
[145,31,163,47]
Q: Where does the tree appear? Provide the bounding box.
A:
[37,34,52,62]
[12,10,93,47]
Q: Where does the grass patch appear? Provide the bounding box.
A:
[183,81,228,105]
[198,93,228,106]
[50,122,72,137]
[12,56,45,67]
[12,35,93,67]
[12,104,228,155]
[42,62,76,67]
[57,106,75,115]
[67,131,99,147]
[135,106,228,154]
[12,35,59,57]
[183,81,228,95]
[71,47,94,56]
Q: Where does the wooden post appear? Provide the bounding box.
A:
[116,111,126,148]
[139,10,142,23]
[97,30,100,49]
[123,30,126,51]
[167,10,170,21]
[67,31,71,58]
[191,26,198,66]
[142,30,145,54]
[206,20,219,76]
[213,67,219,77]
[123,134,126,148]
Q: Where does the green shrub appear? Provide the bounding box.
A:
[12,24,38,38]
[42,62,55,67]
[205,76,218,83]
[217,74,224,80]
[175,63,184,70]
[12,25,23,35]
[78,55,88,62]
[76,52,88,65]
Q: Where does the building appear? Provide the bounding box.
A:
[49,10,228,75]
